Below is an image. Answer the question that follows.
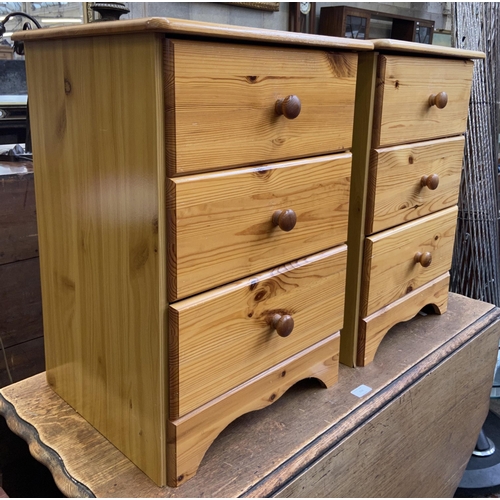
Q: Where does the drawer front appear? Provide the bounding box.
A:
[169,246,347,418]
[167,154,351,301]
[373,55,473,148]
[361,206,457,317]
[165,39,357,175]
[366,136,464,234]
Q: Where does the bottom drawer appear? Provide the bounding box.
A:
[169,246,347,418]
[168,332,340,486]
[358,273,450,366]
[361,206,458,317]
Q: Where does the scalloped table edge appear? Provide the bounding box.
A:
[0,392,95,498]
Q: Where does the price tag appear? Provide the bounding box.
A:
[351,384,372,398]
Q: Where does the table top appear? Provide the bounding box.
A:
[0,293,498,497]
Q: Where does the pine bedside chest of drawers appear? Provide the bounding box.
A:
[13,18,373,487]
[341,40,485,367]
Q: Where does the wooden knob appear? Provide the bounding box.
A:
[428,92,448,109]
[275,95,301,119]
[420,174,440,190]
[272,209,297,232]
[414,251,432,267]
[270,313,294,337]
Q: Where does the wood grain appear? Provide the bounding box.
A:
[168,333,340,486]
[366,136,465,234]
[372,38,485,59]
[361,206,457,317]
[165,39,358,174]
[0,167,38,265]
[24,34,167,485]
[13,17,374,51]
[0,294,496,498]
[169,246,347,418]
[340,52,378,367]
[357,273,450,366]
[372,55,474,147]
[167,154,351,301]
[275,312,497,498]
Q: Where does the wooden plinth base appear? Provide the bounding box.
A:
[357,273,450,366]
[168,332,340,486]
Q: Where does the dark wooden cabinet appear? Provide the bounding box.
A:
[0,161,44,388]
[319,6,435,45]
[391,16,434,44]
[319,6,371,39]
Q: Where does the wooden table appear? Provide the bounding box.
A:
[1,293,499,498]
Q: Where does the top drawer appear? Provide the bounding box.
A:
[165,39,358,175]
[372,55,474,148]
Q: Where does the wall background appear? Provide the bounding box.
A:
[122,2,452,45]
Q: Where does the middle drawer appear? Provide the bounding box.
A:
[168,246,347,418]
[366,136,465,234]
[167,153,351,302]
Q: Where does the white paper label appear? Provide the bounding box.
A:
[351,384,372,398]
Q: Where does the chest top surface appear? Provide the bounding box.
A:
[12,16,375,50]
[372,38,485,59]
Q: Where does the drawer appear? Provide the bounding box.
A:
[361,206,457,317]
[167,153,351,302]
[372,55,473,147]
[165,39,358,175]
[168,246,347,418]
[366,136,465,234]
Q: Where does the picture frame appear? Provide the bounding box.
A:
[222,2,280,12]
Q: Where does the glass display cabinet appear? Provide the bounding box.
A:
[319,6,371,39]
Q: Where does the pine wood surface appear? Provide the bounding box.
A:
[12,17,373,51]
[361,206,458,317]
[0,162,37,265]
[165,39,358,175]
[0,294,497,498]
[169,246,347,418]
[24,34,167,485]
[372,38,485,59]
[357,273,450,366]
[167,153,351,301]
[341,52,378,367]
[372,55,474,148]
[168,333,340,486]
[366,136,465,234]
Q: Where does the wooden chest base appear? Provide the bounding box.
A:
[357,273,450,366]
[168,332,340,486]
